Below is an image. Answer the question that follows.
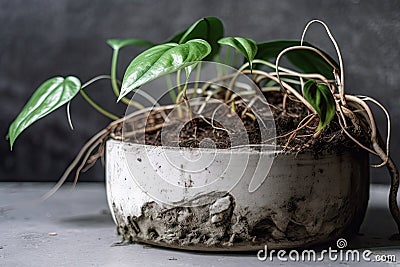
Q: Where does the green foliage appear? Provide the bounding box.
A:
[8,17,341,149]
[218,37,258,70]
[303,79,336,130]
[256,40,338,79]
[119,39,211,101]
[167,17,224,60]
[8,76,81,149]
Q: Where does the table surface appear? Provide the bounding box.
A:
[1,183,400,267]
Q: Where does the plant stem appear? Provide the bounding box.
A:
[192,61,202,98]
[233,50,239,68]
[111,49,145,109]
[81,75,112,88]
[224,46,232,66]
[176,69,182,92]
[182,78,192,121]
[80,75,120,120]
[111,49,121,98]
[79,90,119,120]
[175,76,191,119]
[214,55,224,77]
[165,75,176,103]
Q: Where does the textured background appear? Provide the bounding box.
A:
[1,0,399,183]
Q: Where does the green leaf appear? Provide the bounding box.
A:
[218,37,258,70]
[303,79,336,130]
[119,39,211,101]
[256,40,338,79]
[8,76,81,149]
[166,17,224,60]
[106,39,154,50]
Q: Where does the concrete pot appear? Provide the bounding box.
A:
[105,139,369,251]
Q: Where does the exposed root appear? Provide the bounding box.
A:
[343,95,389,166]
[282,93,288,114]
[301,20,346,105]
[40,117,124,201]
[73,138,104,187]
[198,115,231,134]
[241,69,316,114]
[272,19,399,237]
[387,156,400,237]
[263,114,316,144]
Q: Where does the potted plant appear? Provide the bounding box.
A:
[8,17,399,250]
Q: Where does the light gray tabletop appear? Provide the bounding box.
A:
[1,183,400,266]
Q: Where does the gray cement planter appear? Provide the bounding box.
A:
[105,139,369,251]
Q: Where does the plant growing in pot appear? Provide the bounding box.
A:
[8,17,400,250]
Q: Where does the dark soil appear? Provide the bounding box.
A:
[122,91,369,153]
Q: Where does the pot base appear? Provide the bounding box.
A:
[112,197,356,251]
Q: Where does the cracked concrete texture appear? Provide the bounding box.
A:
[1,0,399,182]
[112,189,361,250]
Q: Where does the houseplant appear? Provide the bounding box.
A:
[7,17,399,250]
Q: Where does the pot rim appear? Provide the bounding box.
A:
[106,138,361,157]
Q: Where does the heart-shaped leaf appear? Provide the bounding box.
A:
[218,37,258,70]
[303,79,336,130]
[119,39,211,101]
[107,39,154,50]
[167,17,223,60]
[8,76,81,149]
[256,40,338,79]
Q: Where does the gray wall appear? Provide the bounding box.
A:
[1,0,399,183]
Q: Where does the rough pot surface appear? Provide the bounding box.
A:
[105,139,369,251]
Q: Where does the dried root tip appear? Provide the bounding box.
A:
[40,121,121,201]
[282,93,288,115]
[387,157,400,236]
[342,94,399,237]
